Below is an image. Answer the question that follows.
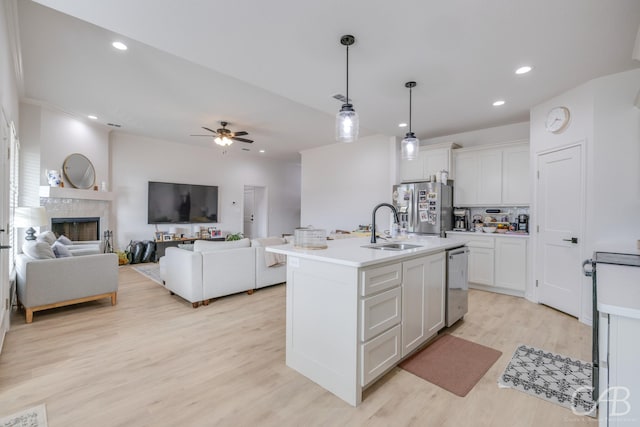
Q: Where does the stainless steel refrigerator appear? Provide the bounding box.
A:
[392,182,453,236]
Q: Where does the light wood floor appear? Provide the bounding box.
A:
[0,267,597,427]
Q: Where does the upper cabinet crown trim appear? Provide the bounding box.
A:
[452,139,529,153]
[418,141,460,151]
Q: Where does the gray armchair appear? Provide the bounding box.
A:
[15,253,118,323]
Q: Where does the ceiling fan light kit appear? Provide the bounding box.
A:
[401,81,419,161]
[335,34,359,143]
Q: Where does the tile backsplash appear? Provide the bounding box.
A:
[466,206,530,223]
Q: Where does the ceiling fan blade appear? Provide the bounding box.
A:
[202,126,218,134]
[190,134,213,137]
[233,131,249,137]
[233,137,253,143]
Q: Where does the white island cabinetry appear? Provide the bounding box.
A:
[402,253,445,357]
[269,236,462,406]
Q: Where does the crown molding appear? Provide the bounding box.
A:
[3,0,24,96]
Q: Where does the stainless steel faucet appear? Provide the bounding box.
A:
[371,203,400,244]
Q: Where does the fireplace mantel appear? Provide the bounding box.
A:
[39,186,114,201]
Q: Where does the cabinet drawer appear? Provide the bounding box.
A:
[361,263,402,296]
[361,324,401,387]
[361,287,402,342]
[465,236,495,248]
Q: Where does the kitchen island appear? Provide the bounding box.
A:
[267,235,465,406]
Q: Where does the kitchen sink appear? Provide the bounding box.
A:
[362,243,422,251]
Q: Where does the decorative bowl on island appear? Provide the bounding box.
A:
[482,226,497,233]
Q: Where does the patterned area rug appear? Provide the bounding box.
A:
[498,344,596,417]
[0,404,48,427]
[132,263,163,285]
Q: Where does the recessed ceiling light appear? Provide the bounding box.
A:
[398,123,408,128]
[87,115,97,120]
[515,65,533,75]
[493,100,505,107]
[259,149,265,153]
[112,41,128,51]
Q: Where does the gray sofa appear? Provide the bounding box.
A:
[15,252,119,323]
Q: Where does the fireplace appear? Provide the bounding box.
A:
[51,217,100,241]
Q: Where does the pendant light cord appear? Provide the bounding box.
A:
[409,86,412,133]
[345,44,349,104]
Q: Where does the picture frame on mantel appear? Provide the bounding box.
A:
[154,232,163,241]
[162,234,173,241]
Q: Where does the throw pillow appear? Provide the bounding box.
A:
[22,241,56,259]
[57,234,73,245]
[36,230,57,245]
[51,241,72,258]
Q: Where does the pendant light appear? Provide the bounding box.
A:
[335,35,359,143]
[401,81,419,160]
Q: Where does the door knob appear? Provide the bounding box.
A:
[562,237,578,244]
[0,245,11,250]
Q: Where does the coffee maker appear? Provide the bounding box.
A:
[517,214,529,233]
[453,209,470,231]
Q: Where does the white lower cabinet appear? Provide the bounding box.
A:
[467,237,495,286]
[401,252,445,357]
[494,238,527,291]
[600,313,640,426]
[360,252,446,385]
[469,247,495,286]
[360,286,402,342]
[360,324,401,386]
[448,232,528,295]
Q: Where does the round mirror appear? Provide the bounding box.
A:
[63,153,96,189]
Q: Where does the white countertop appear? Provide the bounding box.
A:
[446,230,529,238]
[266,235,466,268]
[597,262,640,319]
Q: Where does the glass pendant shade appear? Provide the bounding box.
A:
[335,104,359,143]
[401,133,419,161]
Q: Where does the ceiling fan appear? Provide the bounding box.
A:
[191,121,253,146]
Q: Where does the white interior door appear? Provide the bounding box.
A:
[536,145,584,317]
[243,186,268,239]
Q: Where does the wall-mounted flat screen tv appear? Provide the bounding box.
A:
[148,181,218,224]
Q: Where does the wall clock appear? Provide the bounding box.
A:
[545,106,571,133]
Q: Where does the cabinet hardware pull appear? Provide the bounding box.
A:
[562,237,578,244]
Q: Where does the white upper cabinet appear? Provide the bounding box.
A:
[502,145,530,205]
[453,141,529,207]
[400,142,459,182]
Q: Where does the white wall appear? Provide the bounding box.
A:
[39,107,110,187]
[18,104,110,201]
[530,68,640,323]
[421,122,529,148]
[111,132,300,249]
[0,1,19,127]
[301,134,397,233]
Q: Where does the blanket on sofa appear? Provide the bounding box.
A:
[256,237,286,267]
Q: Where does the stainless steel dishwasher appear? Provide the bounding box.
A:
[446,246,469,327]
